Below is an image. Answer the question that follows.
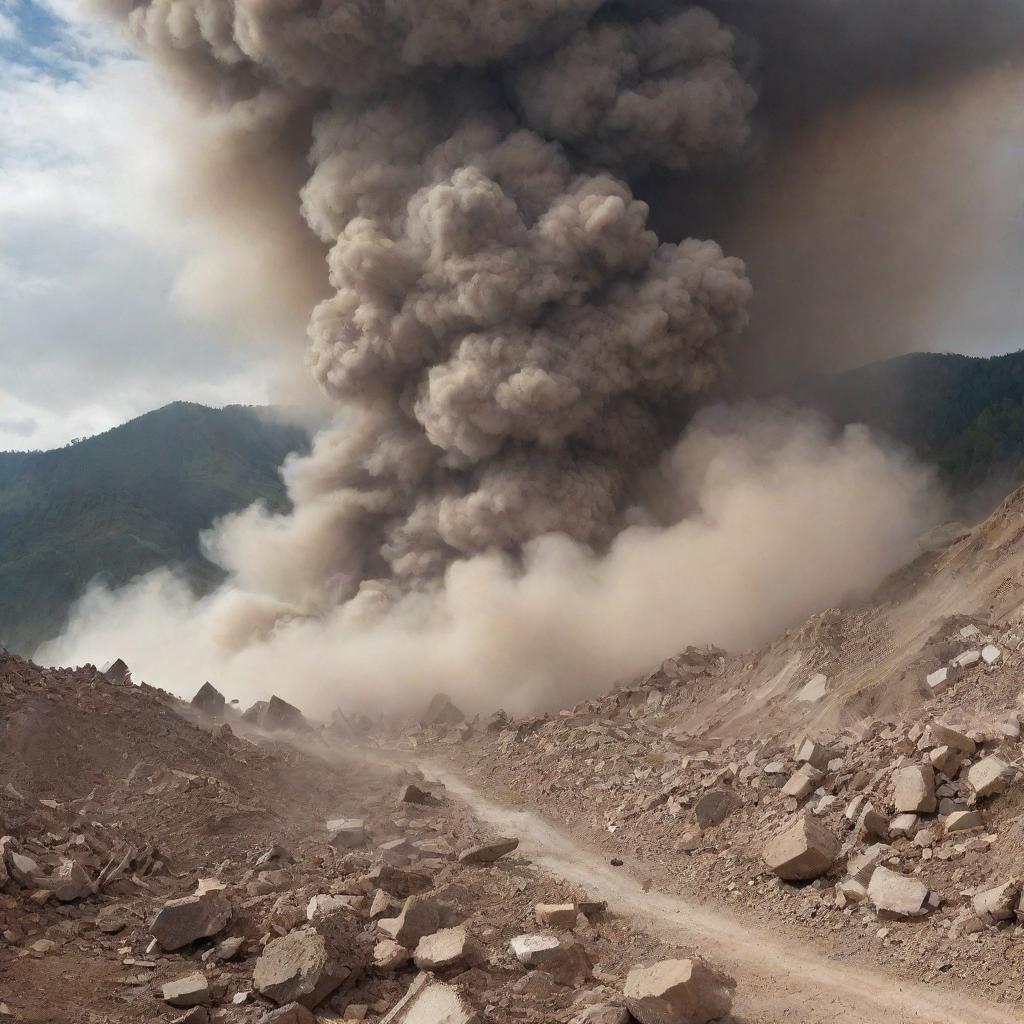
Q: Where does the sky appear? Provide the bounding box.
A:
[0,0,292,452]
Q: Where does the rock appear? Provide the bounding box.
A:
[208,936,245,962]
[926,667,952,696]
[370,890,399,919]
[623,959,733,1024]
[867,867,929,918]
[796,674,828,704]
[795,739,831,770]
[380,973,480,1024]
[399,784,435,805]
[366,865,433,898]
[104,658,131,684]
[378,895,442,947]
[509,933,565,966]
[847,844,891,886]
[421,693,465,727]
[253,929,351,1009]
[535,904,578,929]
[780,767,822,801]
[326,818,368,850]
[573,1005,630,1024]
[373,939,410,971]
[929,746,964,777]
[256,845,295,867]
[50,859,91,902]
[162,972,211,1008]
[945,810,984,833]
[973,880,1019,924]
[693,789,742,829]
[96,904,130,934]
[170,1009,209,1024]
[889,813,919,838]
[967,755,1012,799]
[538,940,593,987]
[263,695,308,732]
[762,816,839,881]
[892,765,936,814]
[7,847,39,888]
[982,644,1002,665]
[458,837,519,864]
[927,723,976,754]
[151,890,232,951]
[953,649,980,669]
[413,927,481,971]
[307,894,359,923]
[259,1004,317,1024]
[191,682,226,720]
[854,803,889,840]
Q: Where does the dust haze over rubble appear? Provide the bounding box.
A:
[39,0,1024,711]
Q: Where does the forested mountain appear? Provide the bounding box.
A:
[0,402,308,654]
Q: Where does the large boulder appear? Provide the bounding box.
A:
[151,889,232,951]
[253,930,351,1009]
[762,816,839,881]
[623,959,734,1024]
[892,765,936,814]
[263,696,309,732]
[421,693,465,727]
[191,682,226,720]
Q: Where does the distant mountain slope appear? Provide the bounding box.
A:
[800,350,1024,495]
[0,402,308,654]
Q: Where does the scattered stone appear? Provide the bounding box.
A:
[421,693,466,727]
[892,764,936,814]
[307,894,359,923]
[982,644,1002,666]
[263,695,309,732]
[161,972,211,1008]
[170,1008,209,1024]
[50,859,91,902]
[373,939,410,971]
[623,959,733,1024]
[867,867,929,918]
[929,746,964,777]
[973,880,1019,924]
[889,814,919,839]
[399,784,435,805]
[927,723,976,754]
[573,1005,630,1024]
[796,674,828,704]
[326,818,368,850]
[367,865,433,899]
[256,845,294,867]
[150,889,232,951]
[104,658,131,684]
[96,904,130,934]
[945,810,984,834]
[538,940,593,987]
[509,933,565,966]
[413,926,481,971]
[762,816,839,881]
[926,668,952,696]
[259,1004,316,1024]
[781,767,822,801]
[458,837,519,864]
[952,650,980,669]
[253,929,351,1009]
[380,972,480,1024]
[378,895,442,947]
[795,739,831,771]
[693,789,742,829]
[535,904,578,929]
[191,682,226,720]
[967,756,1012,799]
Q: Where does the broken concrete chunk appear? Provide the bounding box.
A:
[162,972,211,1008]
[693,789,742,829]
[509,933,565,966]
[151,890,232,951]
[762,816,839,881]
[974,880,1020,924]
[854,803,889,840]
[104,658,131,684]
[892,764,937,814]
[412,926,481,971]
[458,836,519,864]
[380,973,480,1024]
[191,682,226,720]
[968,755,1013,799]
[623,959,734,1024]
[867,867,929,918]
[535,903,578,929]
[253,929,351,1009]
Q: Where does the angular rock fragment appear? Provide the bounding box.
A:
[929,746,964,777]
[967,755,1012,799]
[380,973,480,1024]
[973,880,1019,924]
[421,693,466,727]
[623,959,733,1024]
[50,859,91,902]
[889,813,919,839]
[413,926,481,971]
[151,889,232,951]
[104,658,131,685]
[693,789,742,829]
[458,837,519,864]
[253,930,351,1009]
[926,667,952,696]
[307,894,360,923]
[326,818,367,850]
[399,784,435,805]
[538,940,593,986]
[867,867,929,918]
[535,903,578,929]
[259,1005,317,1024]
[926,723,976,755]
[982,644,1002,665]
[509,933,564,966]
[378,895,442,947]
[573,1005,630,1024]
[373,939,410,971]
[366,865,433,898]
[762,816,839,881]
[263,695,308,732]
[781,767,822,801]
[892,764,936,814]
[795,739,831,770]
[162,972,211,1008]
[191,682,226,720]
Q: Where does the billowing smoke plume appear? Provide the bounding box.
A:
[43,0,1023,708]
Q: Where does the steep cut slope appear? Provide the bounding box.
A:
[0,402,308,654]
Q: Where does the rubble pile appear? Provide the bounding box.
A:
[414,623,1024,1002]
[1,654,723,1023]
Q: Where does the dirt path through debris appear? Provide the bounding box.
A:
[422,760,1021,1024]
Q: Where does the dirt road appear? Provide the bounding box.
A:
[423,761,1023,1024]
